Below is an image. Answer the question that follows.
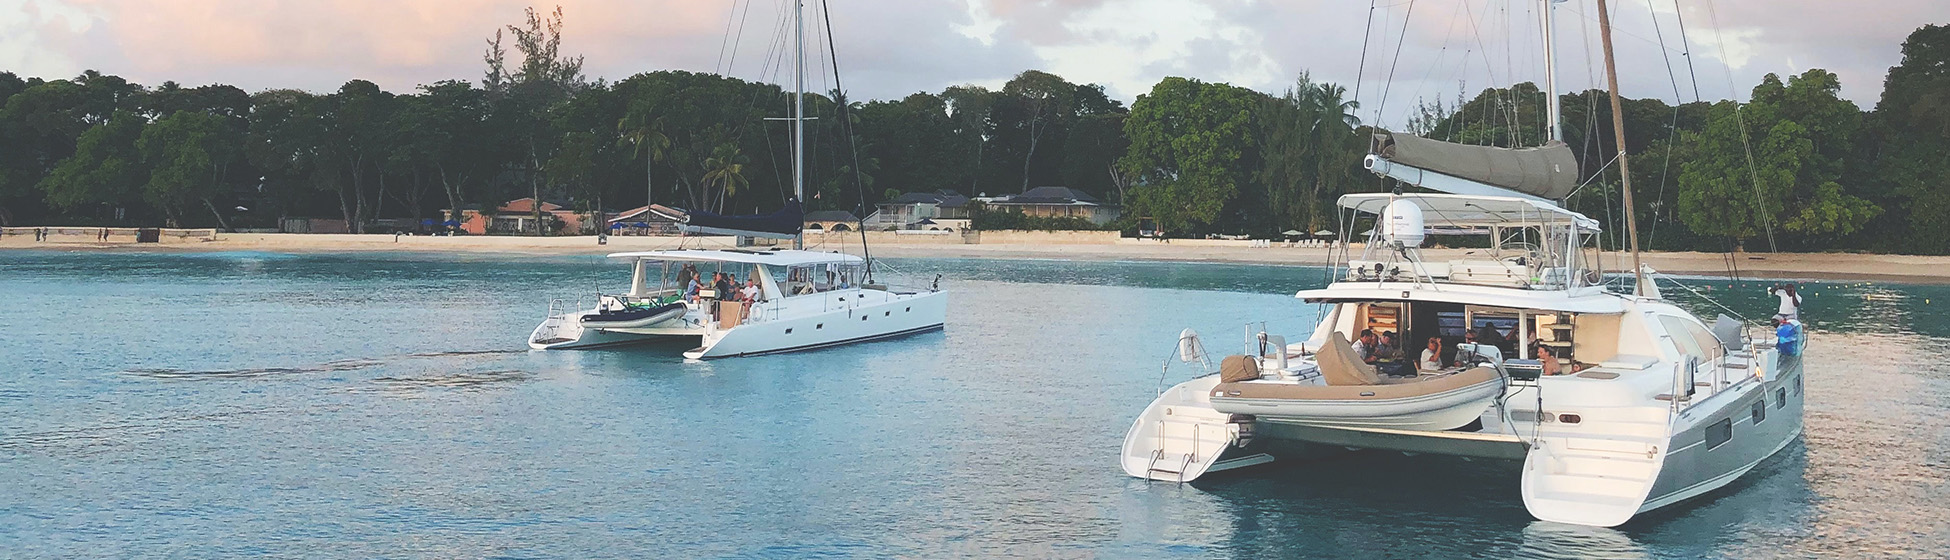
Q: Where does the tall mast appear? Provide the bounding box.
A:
[792,0,806,250]
[1594,0,1646,294]
[1540,0,1563,142]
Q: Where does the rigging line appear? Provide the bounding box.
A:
[715,0,740,74]
[1701,0,1777,253]
[1671,0,1703,103]
[1404,0,1469,126]
[1353,0,1378,110]
[1644,0,1687,249]
[1374,0,1418,128]
[819,0,875,281]
[1563,149,1622,200]
[1555,2,1688,55]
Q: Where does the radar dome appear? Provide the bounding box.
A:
[1380,198,1426,248]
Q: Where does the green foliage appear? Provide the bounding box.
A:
[1677,71,1879,245]
[39,110,147,211]
[138,111,241,226]
[1258,73,1363,233]
[1866,24,1950,253]
[1119,77,1263,233]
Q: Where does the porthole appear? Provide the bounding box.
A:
[861,316,868,321]
[785,328,793,335]
[1705,418,1733,449]
[1752,399,1766,424]
[1558,413,1582,424]
[816,323,824,329]
[884,311,890,317]
[905,307,911,312]
[1775,388,1786,409]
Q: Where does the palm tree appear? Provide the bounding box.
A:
[701,143,749,213]
[1298,78,1362,231]
[617,108,670,208]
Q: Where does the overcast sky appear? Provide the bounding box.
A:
[4,0,1944,127]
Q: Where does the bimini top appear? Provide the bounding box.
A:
[606,249,863,267]
[1339,193,1600,233]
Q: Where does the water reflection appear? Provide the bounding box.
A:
[0,251,1945,557]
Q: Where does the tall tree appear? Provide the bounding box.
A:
[1677,71,1879,248]
[1867,24,1950,253]
[997,71,1076,192]
[1120,77,1264,233]
[138,111,242,228]
[39,110,148,217]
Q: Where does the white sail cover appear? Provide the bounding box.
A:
[1370,131,1579,200]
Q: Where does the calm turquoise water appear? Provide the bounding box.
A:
[2,251,1947,558]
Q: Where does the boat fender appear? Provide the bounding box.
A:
[1229,414,1256,446]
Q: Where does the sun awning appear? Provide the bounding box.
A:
[1338,193,1600,233]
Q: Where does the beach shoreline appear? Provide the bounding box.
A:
[5,232,1946,284]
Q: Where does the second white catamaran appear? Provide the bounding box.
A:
[526,0,946,359]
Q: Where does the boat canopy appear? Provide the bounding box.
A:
[606,249,863,267]
[1295,284,1627,314]
[1369,130,1579,200]
[1339,193,1600,233]
[676,199,805,239]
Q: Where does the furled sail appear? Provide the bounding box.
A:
[675,199,804,239]
[1369,130,1579,200]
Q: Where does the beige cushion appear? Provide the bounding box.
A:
[1220,355,1260,383]
[1318,332,1382,386]
[1214,367,1498,401]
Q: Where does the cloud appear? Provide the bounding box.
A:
[1,0,1942,122]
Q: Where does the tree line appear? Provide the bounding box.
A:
[0,10,1942,254]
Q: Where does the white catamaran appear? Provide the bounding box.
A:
[526,0,947,359]
[1119,0,1806,527]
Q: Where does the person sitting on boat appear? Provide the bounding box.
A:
[714,273,736,301]
[685,273,704,302]
[740,279,760,303]
[1378,331,1404,360]
[1419,337,1446,372]
[1538,345,1562,376]
[1351,329,1380,364]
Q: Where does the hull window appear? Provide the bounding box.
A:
[1776,388,1787,409]
[1752,399,1766,424]
[1706,418,1733,450]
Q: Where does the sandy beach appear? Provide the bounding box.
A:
[5,230,1947,284]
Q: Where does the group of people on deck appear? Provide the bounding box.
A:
[676,263,761,305]
[1352,325,1569,377]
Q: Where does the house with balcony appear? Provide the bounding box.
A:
[868,189,971,231]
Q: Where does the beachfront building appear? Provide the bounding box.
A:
[869,190,971,231]
[803,210,860,232]
[985,186,1121,225]
[609,205,685,236]
[444,198,604,235]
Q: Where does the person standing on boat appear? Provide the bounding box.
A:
[1769,283,1803,321]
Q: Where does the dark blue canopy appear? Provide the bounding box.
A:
[679,199,803,239]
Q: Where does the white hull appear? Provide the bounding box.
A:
[686,289,947,359]
[528,307,704,350]
[1120,375,1270,482]
[1209,378,1502,432]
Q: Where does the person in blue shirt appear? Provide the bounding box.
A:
[1774,315,1802,356]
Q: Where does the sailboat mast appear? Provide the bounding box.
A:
[1540,0,1563,142]
[792,0,806,250]
[1594,0,1646,294]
